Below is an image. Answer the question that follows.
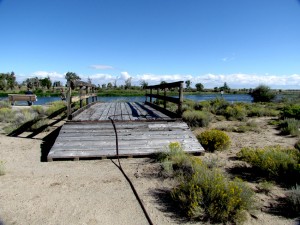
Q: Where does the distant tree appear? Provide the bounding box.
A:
[195,83,204,92]
[250,85,275,102]
[185,80,191,89]
[0,73,8,90]
[113,79,117,88]
[40,76,52,89]
[125,77,132,89]
[140,80,148,89]
[107,82,113,89]
[6,71,16,90]
[101,84,106,89]
[220,82,230,92]
[65,72,81,82]
[33,77,40,89]
[214,87,219,92]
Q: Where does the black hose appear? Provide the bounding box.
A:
[109,117,154,225]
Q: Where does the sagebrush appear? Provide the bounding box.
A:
[196,129,231,152]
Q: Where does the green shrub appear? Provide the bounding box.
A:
[182,110,211,127]
[250,85,276,102]
[281,104,300,120]
[171,162,255,223]
[209,98,230,115]
[247,105,279,117]
[197,129,231,152]
[280,118,300,136]
[224,104,247,121]
[0,161,5,176]
[0,108,16,122]
[286,184,300,216]
[238,146,300,183]
[159,143,255,223]
[194,101,210,111]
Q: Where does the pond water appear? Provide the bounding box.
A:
[0,94,253,105]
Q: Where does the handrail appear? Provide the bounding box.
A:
[66,80,98,119]
[144,81,183,117]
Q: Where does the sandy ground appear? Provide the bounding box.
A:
[0,117,299,225]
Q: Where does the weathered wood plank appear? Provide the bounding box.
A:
[48,101,204,161]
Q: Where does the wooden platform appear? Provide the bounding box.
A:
[72,102,171,121]
[47,102,204,161]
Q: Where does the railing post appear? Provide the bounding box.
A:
[67,81,72,119]
[164,87,167,109]
[79,86,83,108]
[150,88,152,103]
[86,86,89,105]
[178,82,183,115]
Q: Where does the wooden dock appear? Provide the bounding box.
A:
[48,102,204,161]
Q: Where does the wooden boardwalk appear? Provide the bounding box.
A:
[48,102,204,161]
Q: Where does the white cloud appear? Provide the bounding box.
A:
[120,71,131,80]
[90,65,114,70]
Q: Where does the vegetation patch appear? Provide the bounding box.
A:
[238,146,300,184]
[281,104,300,120]
[159,143,255,224]
[279,118,300,137]
[196,129,231,152]
[182,110,211,127]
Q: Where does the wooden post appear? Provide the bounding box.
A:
[86,86,89,105]
[79,86,83,108]
[164,87,167,109]
[67,81,72,119]
[178,82,183,116]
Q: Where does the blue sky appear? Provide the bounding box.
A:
[1,0,300,89]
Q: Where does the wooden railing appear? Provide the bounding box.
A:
[145,81,183,118]
[66,80,98,119]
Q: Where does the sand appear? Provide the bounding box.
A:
[0,117,299,225]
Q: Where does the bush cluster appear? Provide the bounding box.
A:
[238,146,300,184]
[224,104,247,121]
[159,143,255,224]
[281,104,300,120]
[280,118,300,137]
[182,110,211,127]
[250,85,276,102]
[196,129,231,152]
